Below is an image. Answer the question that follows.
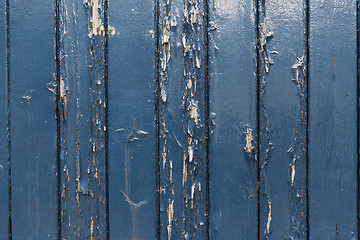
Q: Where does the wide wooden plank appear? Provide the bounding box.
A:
[258,0,307,239]
[108,0,156,239]
[0,1,9,238]
[208,0,258,239]
[309,0,358,238]
[10,0,58,238]
[59,0,107,238]
[157,0,208,239]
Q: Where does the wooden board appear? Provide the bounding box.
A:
[309,0,358,238]
[258,0,307,238]
[58,0,107,238]
[157,0,208,239]
[209,0,258,239]
[10,0,58,238]
[108,0,156,239]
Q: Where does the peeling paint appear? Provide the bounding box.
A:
[244,127,253,153]
[87,0,116,38]
[189,99,199,125]
[264,201,272,237]
[167,200,174,240]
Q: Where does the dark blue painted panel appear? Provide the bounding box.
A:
[108,0,156,239]
[258,0,307,239]
[59,0,107,238]
[309,0,358,239]
[209,0,258,239]
[157,0,207,239]
[0,1,9,238]
[10,0,57,238]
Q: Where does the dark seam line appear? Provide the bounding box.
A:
[104,0,110,238]
[154,0,160,239]
[204,0,210,239]
[54,0,61,239]
[6,0,11,239]
[305,0,310,239]
[255,0,261,239]
[357,0,360,239]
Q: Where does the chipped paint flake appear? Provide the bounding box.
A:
[265,201,272,236]
[190,100,199,125]
[88,0,116,38]
[244,127,254,153]
[167,200,174,240]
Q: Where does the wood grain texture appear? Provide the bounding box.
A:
[309,0,358,239]
[258,0,307,239]
[208,0,258,239]
[59,0,107,238]
[108,0,156,239]
[0,1,9,238]
[10,0,57,238]
[157,0,207,239]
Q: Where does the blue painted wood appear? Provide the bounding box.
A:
[59,0,107,238]
[108,0,156,239]
[258,0,307,239]
[309,0,358,239]
[157,0,208,239]
[9,0,58,238]
[209,0,258,239]
[0,1,9,238]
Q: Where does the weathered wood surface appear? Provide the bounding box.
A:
[309,0,358,239]
[208,0,258,239]
[0,0,360,239]
[258,0,307,239]
[108,0,156,239]
[58,0,107,238]
[157,0,208,239]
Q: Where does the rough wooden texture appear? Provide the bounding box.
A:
[209,0,258,239]
[10,0,58,238]
[258,0,307,239]
[108,0,156,239]
[157,0,207,239]
[59,0,107,238]
[309,0,358,238]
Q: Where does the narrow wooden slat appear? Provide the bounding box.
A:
[208,0,258,238]
[108,0,156,239]
[0,1,9,238]
[157,0,207,239]
[258,0,307,238]
[309,0,358,238]
[10,0,57,238]
[59,0,107,238]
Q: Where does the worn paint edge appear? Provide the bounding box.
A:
[255,0,261,239]
[55,0,62,238]
[204,0,210,239]
[154,0,161,238]
[305,0,310,238]
[104,0,109,238]
[6,0,12,238]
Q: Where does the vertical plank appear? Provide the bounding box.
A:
[258,0,307,239]
[208,0,258,239]
[0,0,9,238]
[10,0,58,238]
[157,0,207,239]
[108,0,156,239]
[309,0,358,238]
[59,0,107,238]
